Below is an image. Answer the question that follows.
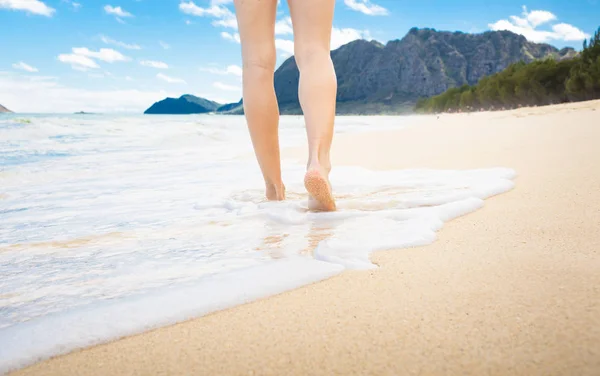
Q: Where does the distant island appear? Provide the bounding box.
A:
[0,104,13,113]
[74,111,96,115]
[416,26,600,113]
[145,27,580,116]
[144,95,243,115]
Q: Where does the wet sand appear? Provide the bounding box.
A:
[12,100,600,375]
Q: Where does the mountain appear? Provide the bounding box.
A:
[0,104,12,113]
[144,94,222,114]
[144,29,576,115]
[216,99,243,114]
[274,28,576,114]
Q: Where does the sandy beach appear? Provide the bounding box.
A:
[11,100,600,375]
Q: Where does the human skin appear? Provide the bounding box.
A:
[233,0,337,211]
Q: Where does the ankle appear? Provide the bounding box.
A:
[307,155,331,174]
[265,180,285,201]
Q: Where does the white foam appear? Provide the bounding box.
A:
[0,258,343,374]
[0,114,516,373]
[308,167,515,270]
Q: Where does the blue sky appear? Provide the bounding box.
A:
[1,0,598,113]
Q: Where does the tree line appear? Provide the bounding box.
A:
[415,27,600,113]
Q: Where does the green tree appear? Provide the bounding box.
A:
[415,25,600,113]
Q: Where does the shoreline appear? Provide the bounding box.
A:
[11,100,600,375]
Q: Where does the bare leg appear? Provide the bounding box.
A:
[288,0,337,211]
[234,0,285,201]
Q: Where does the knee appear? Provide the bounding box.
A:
[294,45,331,72]
[242,46,276,77]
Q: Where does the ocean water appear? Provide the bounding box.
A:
[0,113,516,372]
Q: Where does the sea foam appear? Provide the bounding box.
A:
[0,114,515,373]
[0,258,343,373]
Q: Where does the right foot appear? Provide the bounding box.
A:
[304,168,336,212]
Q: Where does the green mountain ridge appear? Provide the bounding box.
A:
[416,26,600,113]
[144,28,577,115]
[274,28,576,114]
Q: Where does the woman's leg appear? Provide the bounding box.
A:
[287,0,337,211]
[233,0,285,201]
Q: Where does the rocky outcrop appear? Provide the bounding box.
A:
[144,95,222,115]
[274,28,576,114]
[0,104,12,113]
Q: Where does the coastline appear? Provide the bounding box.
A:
[11,100,600,375]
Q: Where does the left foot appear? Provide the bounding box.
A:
[266,182,286,201]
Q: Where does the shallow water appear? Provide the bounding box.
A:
[0,114,515,372]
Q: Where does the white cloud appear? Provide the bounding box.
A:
[489,6,590,43]
[221,31,240,43]
[275,17,293,35]
[157,73,186,84]
[551,23,590,41]
[0,73,176,113]
[275,39,294,57]
[100,35,141,50]
[213,82,241,92]
[524,10,556,27]
[200,64,242,77]
[61,0,81,10]
[58,47,130,71]
[274,26,371,57]
[179,0,237,29]
[58,54,100,71]
[226,65,243,76]
[343,0,388,16]
[140,60,169,69]
[212,16,237,28]
[330,27,372,49]
[179,1,230,17]
[12,61,38,73]
[72,47,130,63]
[159,40,170,49]
[104,4,132,17]
[0,0,55,16]
[179,1,202,15]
